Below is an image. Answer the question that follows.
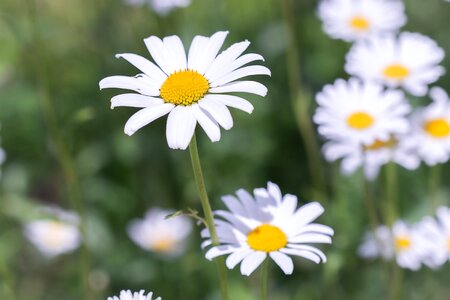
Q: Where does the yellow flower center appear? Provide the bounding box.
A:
[347,111,375,130]
[424,118,450,138]
[247,224,287,252]
[394,236,411,251]
[364,137,397,151]
[383,64,410,80]
[160,69,210,106]
[151,237,178,253]
[350,16,370,31]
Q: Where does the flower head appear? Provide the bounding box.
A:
[127,208,192,257]
[318,0,406,42]
[107,290,161,300]
[345,32,445,96]
[405,87,450,166]
[314,78,411,145]
[100,31,270,150]
[203,182,333,276]
[125,0,190,15]
[24,207,81,257]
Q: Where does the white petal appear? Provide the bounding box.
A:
[209,81,268,97]
[289,233,332,244]
[144,36,177,75]
[210,65,271,87]
[286,244,327,262]
[191,104,221,142]
[291,202,325,227]
[190,31,229,74]
[165,106,197,150]
[269,251,294,275]
[280,248,321,264]
[115,53,167,85]
[163,35,187,71]
[187,35,210,70]
[205,245,239,260]
[111,93,163,109]
[226,248,253,269]
[209,94,254,114]
[205,41,251,81]
[240,251,267,276]
[199,97,233,130]
[124,104,174,136]
[99,75,159,96]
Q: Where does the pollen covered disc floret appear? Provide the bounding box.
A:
[345,32,445,96]
[202,182,333,276]
[314,78,411,145]
[99,31,271,150]
[318,0,406,42]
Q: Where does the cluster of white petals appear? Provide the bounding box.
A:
[108,290,161,300]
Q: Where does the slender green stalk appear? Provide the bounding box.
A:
[429,165,441,211]
[260,259,269,300]
[384,163,398,226]
[280,0,326,201]
[389,264,402,300]
[188,134,228,300]
[0,257,16,300]
[363,177,379,232]
[24,1,91,299]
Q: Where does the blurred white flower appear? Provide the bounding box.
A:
[314,78,411,145]
[203,182,333,276]
[107,290,161,300]
[0,146,5,178]
[358,221,437,270]
[100,31,270,150]
[323,134,419,180]
[318,0,406,42]
[414,215,448,269]
[345,32,445,96]
[24,208,81,258]
[127,208,192,257]
[125,0,190,15]
[406,87,450,166]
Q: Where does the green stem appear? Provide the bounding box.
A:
[429,166,441,211]
[363,177,379,233]
[260,259,269,300]
[384,163,397,227]
[24,1,91,299]
[188,134,228,300]
[280,0,326,201]
[0,257,16,300]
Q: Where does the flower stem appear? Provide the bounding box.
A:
[260,259,269,300]
[24,1,91,299]
[188,134,228,300]
[384,162,397,226]
[429,165,441,211]
[280,0,326,201]
[363,177,379,232]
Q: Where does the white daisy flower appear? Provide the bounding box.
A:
[125,0,190,15]
[436,206,450,263]
[406,87,450,166]
[24,208,81,258]
[314,78,411,145]
[107,290,161,300]
[323,134,420,180]
[318,0,406,42]
[202,182,334,276]
[100,31,270,150]
[358,221,435,270]
[345,32,445,96]
[0,146,5,179]
[127,208,192,257]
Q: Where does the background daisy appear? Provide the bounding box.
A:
[345,32,445,96]
[203,182,333,276]
[100,31,270,150]
[318,0,406,42]
[108,290,161,300]
[125,0,191,15]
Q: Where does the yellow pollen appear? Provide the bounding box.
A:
[350,16,370,31]
[395,236,411,251]
[424,118,450,138]
[364,137,397,151]
[151,237,178,253]
[247,224,287,252]
[383,64,410,80]
[160,69,209,106]
[347,111,375,130]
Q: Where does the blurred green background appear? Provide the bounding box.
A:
[1,0,450,299]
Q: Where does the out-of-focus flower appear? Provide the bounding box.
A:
[414,215,448,269]
[314,78,411,145]
[358,221,436,270]
[323,133,419,180]
[125,0,190,15]
[24,207,81,258]
[203,182,333,276]
[100,31,270,150]
[0,145,5,179]
[318,0,406,42]
[345,32,445,96]
[127,208,192,257]
[107,290,161,300]
[406,87,450,166]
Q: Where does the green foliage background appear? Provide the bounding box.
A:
[0,0,450,299]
